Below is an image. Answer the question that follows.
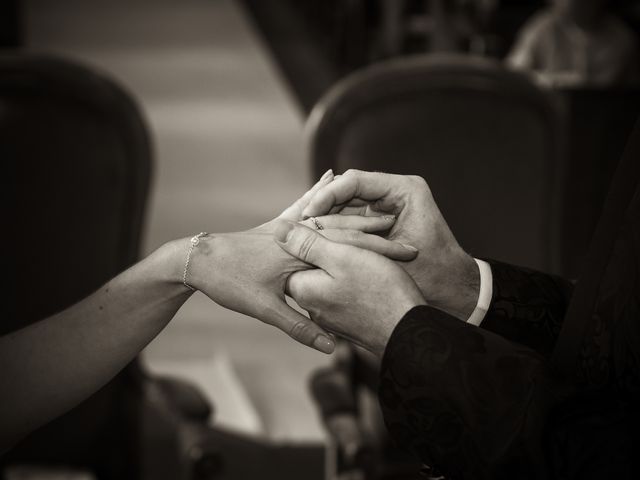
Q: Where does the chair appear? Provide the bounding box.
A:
[306,53,563,479]
[307,53,563,273]
[0,53,214,480]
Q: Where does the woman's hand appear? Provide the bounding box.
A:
[183,170,418,354]
[275,220,427,357]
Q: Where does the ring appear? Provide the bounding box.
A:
[310,217,324,230]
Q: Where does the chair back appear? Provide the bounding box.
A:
[307,54,562,272]
[1,53,152,478]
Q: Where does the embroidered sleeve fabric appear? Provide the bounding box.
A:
[481,260,574,357]
[378,305,561,480]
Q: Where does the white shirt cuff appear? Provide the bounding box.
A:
[466,259,493,326]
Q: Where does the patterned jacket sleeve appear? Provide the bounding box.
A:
[378,305,562,480]
[480,260,574,357]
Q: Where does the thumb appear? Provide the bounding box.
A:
[263,297,335,354]
[273,220,346,271]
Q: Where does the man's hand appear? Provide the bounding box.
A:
[187,170,417,354]
[275,220,426,357]
[302,170,480,320]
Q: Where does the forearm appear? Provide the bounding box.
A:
[421,250,480,321]
[378,305,560,479]
[0,239,191,450]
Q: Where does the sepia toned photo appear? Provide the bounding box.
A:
[2,1,639,479]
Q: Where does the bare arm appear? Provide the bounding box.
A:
[0,239,190,451]
[0,170,417,451]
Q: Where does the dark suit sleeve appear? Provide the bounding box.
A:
[480,260,574,357]
[378,305,561,480]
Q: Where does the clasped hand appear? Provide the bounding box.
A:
[189,169,479,357]
[186,170,419,355]
[277,170,481,356]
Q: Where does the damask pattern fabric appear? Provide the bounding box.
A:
[379,190,640,477]
[379,305,561,480]
[481,261,573,357]
[377,124,640,478]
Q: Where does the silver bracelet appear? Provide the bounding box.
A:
[183,232,208,291]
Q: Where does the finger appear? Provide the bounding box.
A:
[298,169,335,207]
[262,297,335,354]
[286,269,330,309]
[302,170,395,218]
[321,229,418,261]
[338,204,385,216]
[279,169,334,220]
[300,214,395,233]
[274,219,348,271]
[327,199,376,216]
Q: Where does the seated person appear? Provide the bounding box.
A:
[507,0,639,87]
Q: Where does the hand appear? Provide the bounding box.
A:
[184,170,418,354]
[301,170,480,320]
[274,220,426,356]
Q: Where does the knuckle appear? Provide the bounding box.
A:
[407,175,431,195]
[297,233,318,263]
[407,174,427,186]
[289,320,314,343]
[348,229,363,242]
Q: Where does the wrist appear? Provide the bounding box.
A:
[178,233,224,294]
[420,250,480,321]
[153,238,196,295]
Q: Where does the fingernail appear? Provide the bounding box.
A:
[274,220,295,243]
[383,215,396,221]
[401,243,418,253]
[321,169,333,181]
[313,334,335,354]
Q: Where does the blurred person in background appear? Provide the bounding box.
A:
[507,0,639,87]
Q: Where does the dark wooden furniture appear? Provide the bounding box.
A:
[0,54,214,480]
[307,53,563,273]
[307,55,640,480]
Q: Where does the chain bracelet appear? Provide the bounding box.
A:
[182,232,208,291]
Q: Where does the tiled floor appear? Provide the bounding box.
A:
[26,0,330,442]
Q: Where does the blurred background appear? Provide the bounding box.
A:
[2,0,639,479]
